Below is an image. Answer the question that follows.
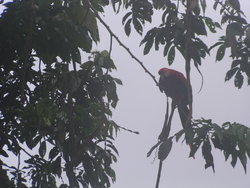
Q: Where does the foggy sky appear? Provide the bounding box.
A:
[0,1,250,188]
[96,2,250,188]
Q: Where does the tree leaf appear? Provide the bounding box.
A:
[234,70,244,88]
[192,17,207,36]
[113,78,123,85]
[122,12,132,25]
[158,138,172,161]
[238,152,247,173]
[167,46,175,65]
[227,22,244,36]
[202,138,215,172]
[216,45,226,61]
[231,60,241,68]
[49,146,59,160]
[228,0,241,11]
[163,42,172,56]
[231,153,237,168]
[209,41,223,52]
[225,67,239,81]
[189,135,202,158]
[175,129,185,142]
[204,17,217,33]
[143,35,154,55]
[124,18,132,36]
[39,141,46,158]
[133,18,143,35]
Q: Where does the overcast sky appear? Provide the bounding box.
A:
[95,1,250,188]
[1,1,250,188]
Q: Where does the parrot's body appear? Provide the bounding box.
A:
[158,68,191,129]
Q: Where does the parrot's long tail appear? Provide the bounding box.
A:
[177,104,190,129]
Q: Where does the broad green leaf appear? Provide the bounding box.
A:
[167,46,175,65]
[209,41,223,52]
[189,138,202,158]
[175,129,185,142]
[225,67,239,81]
[227,22,244,36]
[192,17,207,36]
[202,139,215,172]
[133,18,143,35]
[234,70,243,88]
[231,60,241,68]
[216,45,226,61]
[228,0,241,11]
[231,153,237,168]
[39,141,46,158]
[113,78,123,85]
[205,17,217,33]
[49,146,59,160]
[163,42,172,56]
[124,18,132,36]
[143,36,154,55]
[122,12,132,24]
[158,138,172,161]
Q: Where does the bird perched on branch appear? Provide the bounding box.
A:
[158,67,191,130]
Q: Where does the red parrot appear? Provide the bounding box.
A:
[158,68,191,129]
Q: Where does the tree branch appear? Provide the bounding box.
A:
[155,160,163,188]
[88,2,159,86]
[184,0,194,130]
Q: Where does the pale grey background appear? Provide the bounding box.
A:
[95,2,250,188]
[1,1,250,188]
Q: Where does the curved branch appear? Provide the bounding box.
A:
[184,1,193,130]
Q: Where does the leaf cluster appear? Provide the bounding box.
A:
[122,0,153,36]
[138,0,220,71]
[210,0,250,88]
[175,119,250,173]
[0,1,122,187]
[122,0,250,88]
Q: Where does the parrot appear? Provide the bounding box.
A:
[158,67,191,130]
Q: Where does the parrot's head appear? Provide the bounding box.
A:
[158,68,171,78]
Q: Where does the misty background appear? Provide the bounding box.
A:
[0,1,250,188]
[95,1,250,188]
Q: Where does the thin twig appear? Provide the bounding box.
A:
[155,160,163,188]
[109,34,113,56]
[115,124,139,135]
